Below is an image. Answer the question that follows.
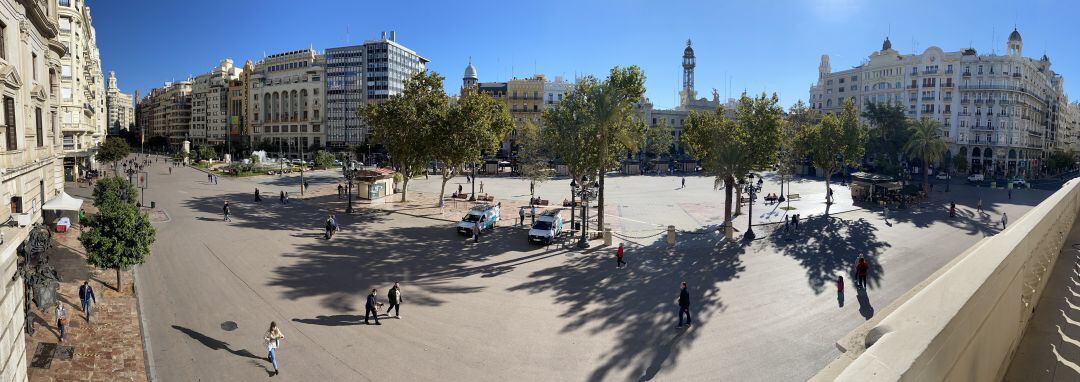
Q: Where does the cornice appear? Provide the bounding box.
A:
[18,0,58,39]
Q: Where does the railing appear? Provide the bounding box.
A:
[1013,73,1022,78]
[962,71,972,77]
[961,99,970,104]
[921,96,936,101]
[815,179,1080,381]
[942,83,954,88]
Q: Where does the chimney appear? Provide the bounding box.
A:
[381,31,386,40]
[390,31,396,41]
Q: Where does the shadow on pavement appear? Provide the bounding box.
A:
[172,325,262,360]
[767,215,888,294]
[292,315,365,326]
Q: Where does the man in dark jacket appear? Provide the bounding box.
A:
[678,282,691,328]
[78,281,96,322]
[223,201,231,221]
[365,289,381,325]
[385,283,403,318]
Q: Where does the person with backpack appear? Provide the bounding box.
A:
[855,256,869,289]
[264,322,285,376]
[56,304,68,342]
[325,215,336,239]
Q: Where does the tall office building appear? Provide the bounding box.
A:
[248,48,326,159]
[325,31,428,148]
[105,71,133,135]
[190,59,241,147]
[809,29,1073,178]
[56,0,106,180]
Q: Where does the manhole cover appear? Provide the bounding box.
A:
[220,321,238,331]
[54,346,74,360]
[30,343,57,368]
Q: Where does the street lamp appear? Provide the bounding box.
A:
[574,176,599,249]
[742,174,758,241]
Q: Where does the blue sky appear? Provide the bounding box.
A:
[92,0,1079,109]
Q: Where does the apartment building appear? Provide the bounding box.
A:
[248,48,325,159]
[189,59,240,147]
[105,71,132,135]
[809,30,1072,178]
[0,1,71,380]
[56,0,105,179]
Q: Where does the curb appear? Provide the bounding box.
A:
[133,267,157,382]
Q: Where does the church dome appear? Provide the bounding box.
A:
[1008,28,1022,43]
[463,61,477,80]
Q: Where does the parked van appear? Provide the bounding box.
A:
[457,204,500,235]
[528,210,564,244]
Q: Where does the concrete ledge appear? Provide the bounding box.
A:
[819,179,1080,381]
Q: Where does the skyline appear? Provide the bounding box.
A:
[92,0,1080,109]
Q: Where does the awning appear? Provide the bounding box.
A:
[42,192,84,211]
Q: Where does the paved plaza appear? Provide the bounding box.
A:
[132,157,1053,381]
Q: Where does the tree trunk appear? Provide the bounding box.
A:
[597,171,605,235]
[400,176,409,202]
[438,169,452,207]
[115,267,122,291]
[824,170,833,216]
[723,176,734,240]
[922,162,930,193]
[470,162,477,201]
[734,184,743,215]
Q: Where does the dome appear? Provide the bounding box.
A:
[463,61,477,80]
[882,37,892,51]
[1008,28,1022,43]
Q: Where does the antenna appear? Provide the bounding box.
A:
[346,24,350,44]
[991,26,995,55]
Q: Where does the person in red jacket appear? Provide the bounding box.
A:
[616,243,626,268]
[855,256,869,288]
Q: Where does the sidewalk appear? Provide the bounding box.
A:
[23,197,148,381]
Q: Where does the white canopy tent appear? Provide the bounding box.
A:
[43,192,83,211]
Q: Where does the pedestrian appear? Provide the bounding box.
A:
[223,201,231,221]
[480,181,484,194]
[1001,212,1008,229]
[473,220,481,243]
[793,214,800,230]
[950,202,956,218]
[264,322,284,376]
[855,256,869,288]
[531,205,537,224]
[677,282,691,328]
[519,207,525,227]
[977,198,983,214]
[784,215,790,232]
[79,281,96,323]
[457,184,463,196]
[837,275,845,307]
[616,243,626,268]
[338,184,344,199]
[365,289,382,325]
[168,166,172,174]
[255,188,262,202]
[883,206,889,222]
[56,304,67,342]
[681,177,686,188]
[208,172,212,183]
[385,282,403,319]
[1008,189,1012,200]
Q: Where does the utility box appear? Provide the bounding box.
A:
[667,225,676,245]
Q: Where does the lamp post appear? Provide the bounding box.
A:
[742,174,757,241]
[298,136,305,196]
[570,178,577,238]
[575,176,598,249]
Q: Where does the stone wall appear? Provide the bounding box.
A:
[825,179,1080,380]
[0,228,31,382]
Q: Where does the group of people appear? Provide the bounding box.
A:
[783,213,802,231]
[325,214,338,239]
[55,281,97,342]
[763,193,783,204]
[207,172,219,185]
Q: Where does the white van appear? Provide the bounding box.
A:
[528,210,564,244]
[457,204,500,235]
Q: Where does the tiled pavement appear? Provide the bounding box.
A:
[23,196,148,382]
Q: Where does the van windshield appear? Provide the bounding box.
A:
[533,220,552,230]
[463,213,482,222]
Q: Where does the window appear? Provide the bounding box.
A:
[4,96,15,151]
[0,22,6,60]
[31,53,37,80]
[35,107,42,147]
[59,0,71,6]
[59,18,71,33]
[61,87,71,101]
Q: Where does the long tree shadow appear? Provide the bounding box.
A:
[172,325,262,360]
[767,215,889,294]
[180,191,388,234]
[508,231,747,381]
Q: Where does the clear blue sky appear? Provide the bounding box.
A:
[92,0,1079,109]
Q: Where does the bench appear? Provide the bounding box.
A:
[451,192,468,199]
[787,193,801,200]
[478,194,495,202]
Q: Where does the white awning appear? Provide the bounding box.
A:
[42,192,84,211]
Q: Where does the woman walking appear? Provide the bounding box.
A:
[386,283,404,319]
[56,304,68,342]
[264,322,285,376]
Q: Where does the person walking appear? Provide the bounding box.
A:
[223,201,231,221]
[784,215,790,232]
[883,206,889,223]
[977,198,983,214]
[457,184,463,196]
[79,281,96,323]
[264,322,284,376]
[950,201,956,217]
[385,283,403,319]
[855,256,869,288]
[365,289,382,325]
[616,243,626,268]
[1008,189,1012,200]
[472,220,481,243]
[255,188,262,202]
[338,184,344,199]
[519,207,525,227]
[681,177,686,189]
[1001,212,1009,229]
[677,282,691,328]
[793,214,800,230]
[55,304,67,342]
[168,166,172,174]
[479,181,485,194]
[280,191,286,205]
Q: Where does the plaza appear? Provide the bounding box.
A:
[129,157,1050,381]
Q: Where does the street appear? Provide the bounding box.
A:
[133,158,1051,381]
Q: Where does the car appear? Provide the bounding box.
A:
[967,173,985,182]
[936,172,950,180]
[332,160,343,167]
[528,210,564,244]
[457,204,501,235]
[1011,179,1028,188]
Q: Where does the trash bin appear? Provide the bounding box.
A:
[150,201,156,209]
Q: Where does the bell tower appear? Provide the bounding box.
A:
[679,39,697,107]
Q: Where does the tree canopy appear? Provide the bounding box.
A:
[96,137,131,175]
[80,177,155,290]
[797,99,867,209]
[904,118,948,192]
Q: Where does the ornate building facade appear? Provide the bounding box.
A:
[55,0,104,180]
[248,48,325,159]
[105,71,132,135]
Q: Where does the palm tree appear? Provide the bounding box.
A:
[904,118,948,193]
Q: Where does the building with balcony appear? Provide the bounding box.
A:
[226,60,253,155]
[55,0,104,180]
[0,1,71,380]
[809,29,1072,178]
[135,80,192,148]
[248,48,325,160]
[104,71,132,136]
[324,32,427,148]
[189,59,240,148]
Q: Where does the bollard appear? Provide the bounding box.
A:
[150,201,156,209]
[667,225,676,245]
[603,225,612,246]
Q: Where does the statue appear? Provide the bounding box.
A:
[712,88,720,102]
[15,225,59,335]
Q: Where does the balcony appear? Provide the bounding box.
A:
[962,71,971,77]
[961,99,970,104]
[941,83,954,88]
[974,99,984,104]
[907,84,919,89]
[943,97,953,102]
[1012,72,1021,78]
[945,69,954,74]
